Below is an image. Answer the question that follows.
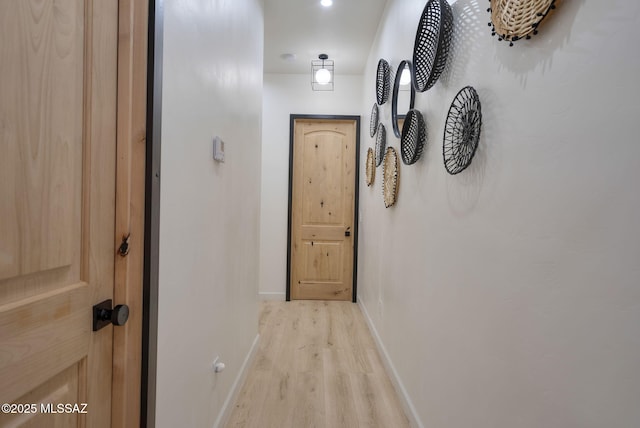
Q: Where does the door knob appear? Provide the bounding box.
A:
[345,226,351,237]
[93,299,129,331]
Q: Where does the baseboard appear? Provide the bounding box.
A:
[358,298,424,428]
[258,291,286,301]
[212,333,260,428]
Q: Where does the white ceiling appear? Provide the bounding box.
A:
[264,0,388,75]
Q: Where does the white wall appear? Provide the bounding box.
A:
[359,1,640,427]
[259,73,363,299]
[156,1,263,427]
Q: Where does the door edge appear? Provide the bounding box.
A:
[141,0,163,426]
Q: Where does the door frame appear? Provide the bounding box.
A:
[286,114,361,303]
[141,0,163,426]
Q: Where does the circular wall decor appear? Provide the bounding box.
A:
[412,0,453,92]
[443,86,482,175]
[401,109,426,165]
[366,148,375,187]
[391,60,416,139]
[488,0,557,45]
[376,59,391,105]
[370,103,379,138]
[382,147,399,208]
[375,123,386,167]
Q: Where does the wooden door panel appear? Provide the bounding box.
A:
[301,133,345,225]
[0,0,83,284]
[0,283,89,403]
[0,363,81,427]
[291,119,357,301]
[300,226,345,241]
[0,1,118,426]
[301,241,343,282]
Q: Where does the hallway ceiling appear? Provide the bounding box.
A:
[264,0,388,75]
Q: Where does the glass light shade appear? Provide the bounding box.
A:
[315,68,331,85]
[311,55,334,91]
[321,0,333,7]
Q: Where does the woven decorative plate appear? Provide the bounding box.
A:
[401,109,426,165]
[412,0,453,92]
[375,123,386,167]
[382,147,399,208]
[443,86,482,175]
[392,60,416,139]
[376,59,391,105]
[365,147,375,186]
[488,0,557,45]
[370,103,379,138]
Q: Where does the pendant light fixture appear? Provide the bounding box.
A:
[311,54,334,91]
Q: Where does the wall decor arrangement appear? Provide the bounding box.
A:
[401,109,427,165]
[375,123,387,167]
[443,86,482,175]
[382,147,399,208]
[487,0,558,46]
[391,60,416,139]
[366,148,376,187]
[376,59,391,105]
[412,0,453,92]
[370,103,379,137]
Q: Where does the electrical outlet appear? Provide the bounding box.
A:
[212,356,225,373]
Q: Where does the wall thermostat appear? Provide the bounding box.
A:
[213,136,225,162]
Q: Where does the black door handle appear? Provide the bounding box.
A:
[93,299,129,331]
[345,226,351,237]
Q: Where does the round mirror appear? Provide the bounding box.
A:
[392,60,415,139]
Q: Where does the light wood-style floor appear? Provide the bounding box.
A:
[226,301,410,428]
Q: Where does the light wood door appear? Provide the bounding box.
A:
[0,1,118,426]
[290,118,358,301]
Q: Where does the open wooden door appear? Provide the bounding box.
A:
[0,1,132,426]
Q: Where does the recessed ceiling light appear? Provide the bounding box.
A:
[321,0,333,7]
[280,53,297,62]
